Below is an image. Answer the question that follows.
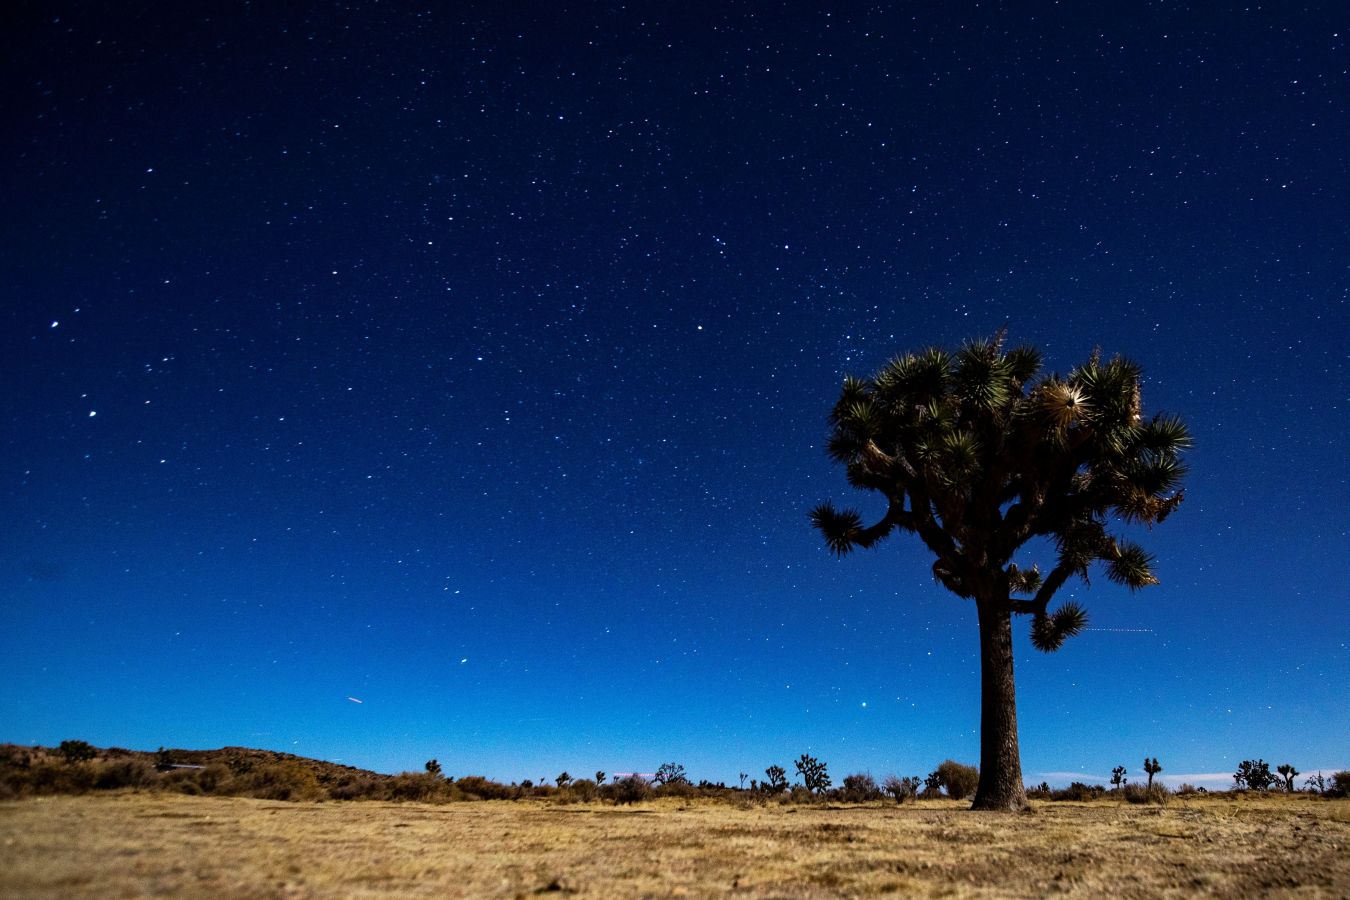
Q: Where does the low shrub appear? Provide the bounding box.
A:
[604,775,651,805]
[328,775,384,801]
[560,778,598,803]
[1026,782,1053,800]
[1122,782,1169,805]
[455,775,512,800]
[839,773,883,803]
[93,758,157,791]
[653,779,699,800]
[935,760,979,800]
[1053,782,1106,802]
[388,772,444,802]
[234,763,324,801]
[882,775,920,803]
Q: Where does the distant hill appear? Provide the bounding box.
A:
[1,742,391,794]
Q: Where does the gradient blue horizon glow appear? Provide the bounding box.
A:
[2,4,1346,789]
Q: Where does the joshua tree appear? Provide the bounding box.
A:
[425,759,443,778]
[1111,765,1127,790]
[739,771,748,790]
[764,765,788,793]
[1277,764,1298,793]
[1143,757,1162,790]
[794,754,832,794]
[811,333,1189,810]
[555,771,572,788]
[653,762,688,786]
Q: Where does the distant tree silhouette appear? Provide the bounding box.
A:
[1234,759,1275,791]
[595,770,606,785]
[58,740,96,764]
[794,754,831,794]
[1111,765,1127,790]
[555,771,572,788]
[812,333,1189,809]
[653,763,688,786]
[155,747,175,771]
[1276,764,1298,792]
[425,759,442,779]
[763,765,788,793]
[1144,757,1162,789]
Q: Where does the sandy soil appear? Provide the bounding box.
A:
[1,793,1345,898]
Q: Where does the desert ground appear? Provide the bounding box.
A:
[1,793,1345,898]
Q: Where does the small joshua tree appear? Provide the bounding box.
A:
[1111,765,1127,790]
[425,759,442,779]
[795,754,831,794]
[653,762,688,786]
[764,765,788,793]
[595,770,606,785]
[1144,757,1162,790]
[556,771,572,788]
[1277,764,1298,793]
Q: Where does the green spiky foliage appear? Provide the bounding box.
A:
[811,332,1188,641]
[811,332,1189,809]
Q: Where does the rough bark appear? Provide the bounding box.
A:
[971,599,1028,811]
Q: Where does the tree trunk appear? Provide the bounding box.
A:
[971,599,1028,811]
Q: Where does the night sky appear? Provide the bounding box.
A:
[3,3,1346,789]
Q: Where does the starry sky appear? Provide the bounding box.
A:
[2,3,1346,788]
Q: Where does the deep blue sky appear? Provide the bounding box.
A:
[2,3,1345,788]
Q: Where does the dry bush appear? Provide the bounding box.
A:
[653,780,699,800]
[840,773,883,802]
[17,761,98,796]
[328,774,384,801]
[1123,782,1170,805]
[882,774,920,803]
[603,775,651,805]
[454,775,512,800]
[92,759,157,791]
[935,760,979,800]
[387,772,443,802]
[1053,782,1106,802]
[566,778,598,802]
[233,763,324,801]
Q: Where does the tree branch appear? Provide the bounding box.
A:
[1009,560,1077,616]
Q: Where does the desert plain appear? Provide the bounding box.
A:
[1,792,1346,898]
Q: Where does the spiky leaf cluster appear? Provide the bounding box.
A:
[813,332,1189,651]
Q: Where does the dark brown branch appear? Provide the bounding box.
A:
[1009,560,1077,616]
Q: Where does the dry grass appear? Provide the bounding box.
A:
[1,793,1346,898]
